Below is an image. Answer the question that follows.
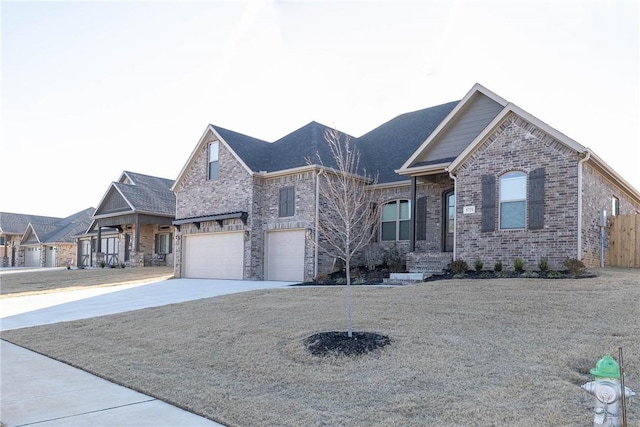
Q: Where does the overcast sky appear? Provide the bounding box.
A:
[1,0,638,218]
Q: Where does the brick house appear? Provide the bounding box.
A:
[172,83,640,281]
[78,171,176,268]
[0,209,94,268]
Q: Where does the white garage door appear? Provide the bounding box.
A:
[25,247,41,267]
[266,230,305,281]
[183,232,244,279]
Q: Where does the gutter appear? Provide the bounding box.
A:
[577,150,591,260]
[448,170,458,260]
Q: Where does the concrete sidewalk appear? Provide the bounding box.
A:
[1,278,294,426]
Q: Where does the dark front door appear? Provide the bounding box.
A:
[444,191,455,252]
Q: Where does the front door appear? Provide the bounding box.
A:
[444,191,455,252]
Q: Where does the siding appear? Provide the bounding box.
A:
[415,93,503,164]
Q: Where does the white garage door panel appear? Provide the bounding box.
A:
[267,230,305,281]
[25,248,41,268]
[184,233,244,279]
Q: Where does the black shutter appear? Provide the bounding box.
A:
[370,202,378,242]
[154,234,159,254]
[168,233,173,254]
[528,168,545,230]
[416,196,427,240]
[287,187,295,216]
[279,187,295,217]
[481,175,496,232]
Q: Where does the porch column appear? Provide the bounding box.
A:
[409,176,417,252]
[134,215,140,252]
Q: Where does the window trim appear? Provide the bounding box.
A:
[499,171,527,230]
[612,196,620,216]
[208,142,219,180]
[381,199,411,241]
[155,232,173,254]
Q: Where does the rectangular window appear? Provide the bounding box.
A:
[208,142,219,180]
[155,233,173,254]
[500,172,526,229]
[279,187,295,217]
[612,196,620,216]
[381,200,411,241]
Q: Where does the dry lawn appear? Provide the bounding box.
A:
[0,267,174,297]
[2,268,639,426]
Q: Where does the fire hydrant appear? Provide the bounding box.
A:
[581,353,635,426]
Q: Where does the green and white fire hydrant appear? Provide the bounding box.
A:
[581,353,635,426]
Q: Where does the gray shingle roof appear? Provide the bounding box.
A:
[212,101,458,183]
[5,208,95,244]
[0,212,61,235]
[108,171,175,216]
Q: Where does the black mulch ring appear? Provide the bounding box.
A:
[304,331,392,357]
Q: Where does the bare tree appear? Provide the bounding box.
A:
[311,128,380,337]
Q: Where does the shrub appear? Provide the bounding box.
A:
[480,271,491,279]
[315,273,329,283]
[564,257,586,277]
[521,271,539,278]
[474,259,483,272]
[99,260,106,268]
[120,262,126,269]
[538,257,549,272]
[335,277,346,285]
[364,246,382,271]
[513,258,524,272]
[449,258,468,274]
[350,267,362,279]
[494,260,503,272]
[547,270,561,279]
[384,246,405,273]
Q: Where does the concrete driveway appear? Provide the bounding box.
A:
[1,277,294,426]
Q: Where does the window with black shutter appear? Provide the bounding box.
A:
[279,187,295,217]
[481,175,496,232]
[528,168,545,229]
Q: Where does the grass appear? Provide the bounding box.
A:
[0,266,174,297]
[2,268,639,426]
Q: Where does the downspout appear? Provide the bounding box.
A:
[577,150,591,260]
[314,168,324,279]
[448,170,458,260]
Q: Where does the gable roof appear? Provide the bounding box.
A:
[93,171,175,219]
[173,83,639,201]
[0,212,61,235]
[17,208,94,245]
[173,103,459,188]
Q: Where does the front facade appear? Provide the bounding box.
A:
[0,209,94,268]
[173,84,640,281]
[78,171,176,268]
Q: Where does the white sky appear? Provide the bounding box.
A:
[1,0,638,218]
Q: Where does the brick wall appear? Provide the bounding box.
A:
[454,113,580,271]
[581,163,640,267]
[174,134,255,278]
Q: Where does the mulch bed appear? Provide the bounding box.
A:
[304,331,392,356]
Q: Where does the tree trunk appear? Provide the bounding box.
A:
[346,257,352,337]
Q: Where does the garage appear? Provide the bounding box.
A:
[25,247,41,267]
[266,229,305,281]
[183,232,244,279]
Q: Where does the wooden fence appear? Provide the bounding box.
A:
[608,214,640,268]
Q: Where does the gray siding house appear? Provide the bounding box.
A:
[78,171,176,267]
[172,83,640,281]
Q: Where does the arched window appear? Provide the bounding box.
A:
[381,200,410,241]
[499,171,526,229]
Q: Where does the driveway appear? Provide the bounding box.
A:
[1,277,294,427]
[0,278,293,331]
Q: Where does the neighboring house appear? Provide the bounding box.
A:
[0,209,94,268]
[78,171,176,267]
[172,83,640,281]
